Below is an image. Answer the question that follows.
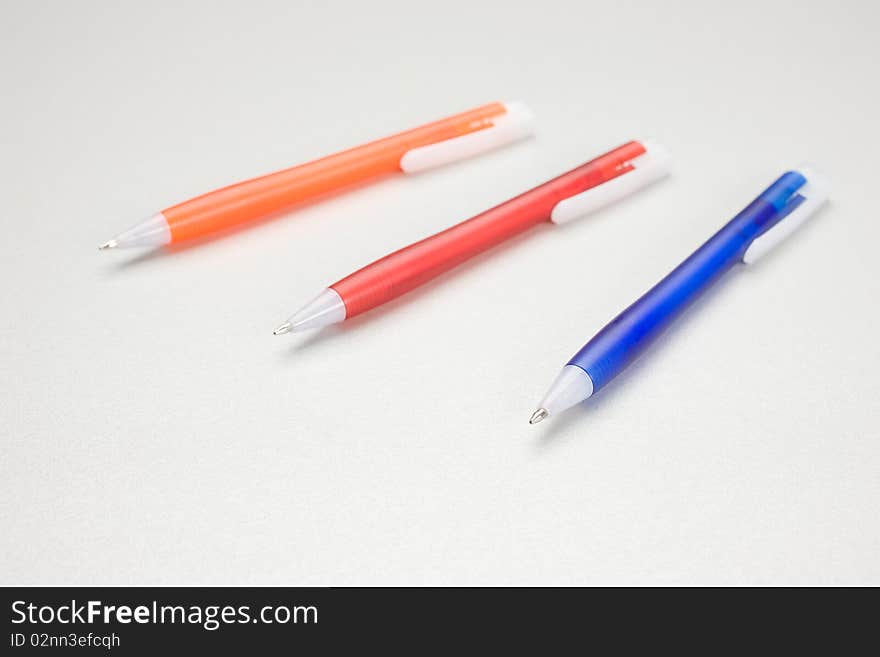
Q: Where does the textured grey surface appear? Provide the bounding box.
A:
[1,0,878,584]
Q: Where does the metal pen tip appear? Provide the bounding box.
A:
[98,239,118,250]
[273,321,292,336]
[529,408,549,425]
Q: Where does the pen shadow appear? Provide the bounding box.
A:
[532,266,746,450]
[280,221,558,358]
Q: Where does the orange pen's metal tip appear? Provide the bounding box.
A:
[98,239,118,250]
[273,322,292,336]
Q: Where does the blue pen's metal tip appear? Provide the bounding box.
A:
[529,408,548,425]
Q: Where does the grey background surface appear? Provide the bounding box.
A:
[2,0,878,585]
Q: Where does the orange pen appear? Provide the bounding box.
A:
[98,101,534,249]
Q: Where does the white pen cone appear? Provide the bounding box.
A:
[99,212,172,249]
[538,365,595,417]
[276,288,346,334]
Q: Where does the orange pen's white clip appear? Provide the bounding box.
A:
[400,101,535,173]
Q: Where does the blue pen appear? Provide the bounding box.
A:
[529,167,829,424]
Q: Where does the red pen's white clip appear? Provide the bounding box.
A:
[400,101,535,173]
[550,140,671,224]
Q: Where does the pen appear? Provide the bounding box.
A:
[98,101,534,249]
[529,167,830,425]
[273,140,670,335]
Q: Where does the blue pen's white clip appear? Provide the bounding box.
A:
[400,101,535,173]
[743,166,830,264]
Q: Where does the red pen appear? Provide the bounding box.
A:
[273,140,670,335]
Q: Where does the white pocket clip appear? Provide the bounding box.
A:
[742,166,830,264]
[550,140,671,224]
[399,101,535,173]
